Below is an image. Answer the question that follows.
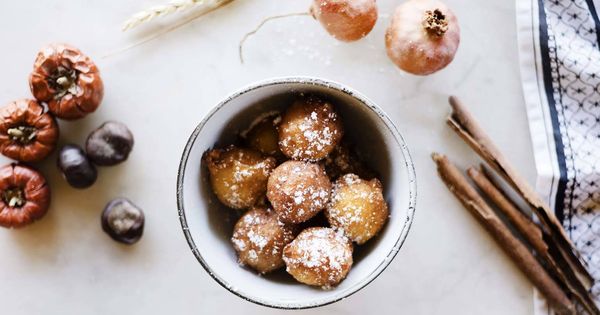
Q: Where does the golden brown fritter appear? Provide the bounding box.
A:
[283,227,353,288]
[244,113,284,159]
[326,174,388,244]
[278,97,343,162]
[204,146,276,209]
[231,207,297,274]
[267,161,331,224]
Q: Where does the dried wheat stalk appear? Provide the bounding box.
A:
[105,0,233,57]
[123,0,212,31]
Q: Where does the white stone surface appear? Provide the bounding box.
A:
[0,0,535,314]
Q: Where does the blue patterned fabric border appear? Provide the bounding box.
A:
[534,0,600,306]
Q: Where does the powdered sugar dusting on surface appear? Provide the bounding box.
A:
[314,0,376,18]
[315,0,377,18]
[247,249,258,261]
[326,174,388,244]
[283,227,352,289]
[205,146,276,209]
[247,229,269,250]
[232,237,247,251]
[279,97,342,161]
[231,208,296,274]
[347,0,376,15]
[267,161,332,223]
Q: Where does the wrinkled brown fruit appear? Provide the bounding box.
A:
[0,99,58,162]
[29,43,104,120]
[0,164,51,228]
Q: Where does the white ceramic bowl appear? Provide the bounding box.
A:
[177,77,416,309]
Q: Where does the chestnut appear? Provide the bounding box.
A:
[0,99,59,162]
[0,164,51,228]
[101,198,144,245]
[57,144,97,189]
[29,43,103,120]
[86,121,134,166]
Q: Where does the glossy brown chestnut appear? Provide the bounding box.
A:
[101,198,144,245]
[86,121,134,166]
[0,99,59,162]
[29,43,104,120]
[0,164,50,228]
[57,144,97,189]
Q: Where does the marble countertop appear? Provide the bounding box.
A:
[0,0,536,314]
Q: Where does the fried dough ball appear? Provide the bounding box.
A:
[283,227,353,288]
[278,97,343,161]
[231,207,297,274]
[321,141,375,180]
[204,146,276,209]
[244,113,283,159]
[326,174,388,244]
[267,161,331,224]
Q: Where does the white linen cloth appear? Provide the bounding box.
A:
[517,0,600,313]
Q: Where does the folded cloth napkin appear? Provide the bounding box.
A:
[517,0,600,312]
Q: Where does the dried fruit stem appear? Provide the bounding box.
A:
[3,188,24,207]
[239,12,310,64]
[8,126,36,144]
[423,9,448,37]
[50,67,79,99]
[56,77,70,87]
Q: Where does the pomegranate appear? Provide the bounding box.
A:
[385,0,460,75]
[310,0,378,42]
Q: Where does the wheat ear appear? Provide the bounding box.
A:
[122,0,208,31]
[105,0,234,58]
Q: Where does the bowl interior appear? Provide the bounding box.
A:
[178,78,415,309]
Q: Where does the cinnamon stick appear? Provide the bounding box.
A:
[432,153,575,315]
[447,96,593,290]
[469,166,600,315]
[468,167,547,254]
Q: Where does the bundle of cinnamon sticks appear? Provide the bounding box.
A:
[433,96,598,315]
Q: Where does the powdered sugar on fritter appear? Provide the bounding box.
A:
[278,97,343,161]
[282,227,353,289]
[267,161,332,224]
[231,208,296,273]
[326,174,388,244]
